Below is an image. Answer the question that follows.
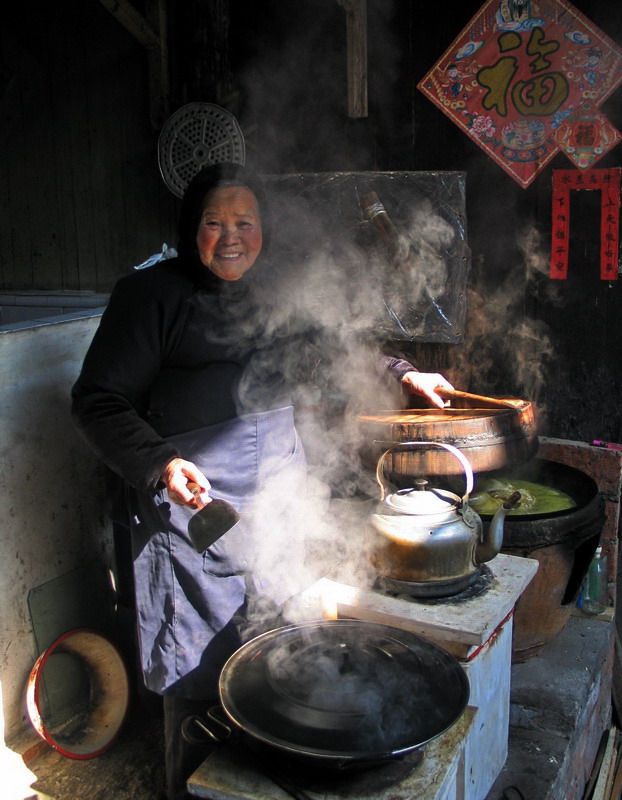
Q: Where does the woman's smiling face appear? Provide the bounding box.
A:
[196,185,263,281]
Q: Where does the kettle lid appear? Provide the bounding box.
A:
[385,479,460,515]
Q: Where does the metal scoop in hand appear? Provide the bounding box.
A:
[187,484,240,553]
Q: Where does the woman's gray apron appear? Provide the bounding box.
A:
[127,405,306,698]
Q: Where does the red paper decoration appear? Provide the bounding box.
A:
[552,101,621,169]
[418,0,622,188]
[550,168,621,280]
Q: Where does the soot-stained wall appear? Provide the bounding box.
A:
[1,0,621,443]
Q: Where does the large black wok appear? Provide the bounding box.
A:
[204,618,469,771]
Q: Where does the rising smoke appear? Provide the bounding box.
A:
[211,175,468,635]
[451,223,555,428]
[221,1,554,635]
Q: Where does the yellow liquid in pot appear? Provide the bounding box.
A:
[470,478,577,516]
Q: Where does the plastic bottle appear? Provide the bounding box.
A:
[580,545,608,615]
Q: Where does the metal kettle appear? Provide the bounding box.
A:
[369,441,520,596]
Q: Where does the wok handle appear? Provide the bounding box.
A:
[181,706,232,746]
[182,707,314,800]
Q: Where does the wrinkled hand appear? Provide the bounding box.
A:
[401,371,454,409]
[160,457,211,508]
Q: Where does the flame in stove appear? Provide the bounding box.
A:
[321,589,340,620]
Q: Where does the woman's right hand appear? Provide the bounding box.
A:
[401,371,454,409]
[160,457,211,508]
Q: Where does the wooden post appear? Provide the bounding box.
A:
[147,0,170,129]
[184,0,232,103]
[337,0,368,118]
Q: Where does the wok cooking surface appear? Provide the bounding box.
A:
[219,619,469,761]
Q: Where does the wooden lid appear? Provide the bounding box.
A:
[358,398,538,476]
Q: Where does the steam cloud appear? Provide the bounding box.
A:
[187,5,559,739]
[192,161,493,656]
[451,223,555,427]
[215,4,553,638]
[223,219,405,630]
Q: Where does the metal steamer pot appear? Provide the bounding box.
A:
[478,458,605,661]
[369,441,520,597]
[184,619,469,771]
[357,397,538,478]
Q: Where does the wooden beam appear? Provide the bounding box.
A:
[592,727,620,800]
[337,0,368,118]
[99,0,161,51]
[98,0,169,129]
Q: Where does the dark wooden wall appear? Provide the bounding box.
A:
[0,0,178,292]
[1,0,621,444]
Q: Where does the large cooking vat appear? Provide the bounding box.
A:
[478,458,604,661]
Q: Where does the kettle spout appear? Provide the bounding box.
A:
[476,491,522,564]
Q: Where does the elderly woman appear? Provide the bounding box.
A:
[71,163,453,798]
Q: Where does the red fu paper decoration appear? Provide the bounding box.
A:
[417,0,622,189]
[550,167,620,280]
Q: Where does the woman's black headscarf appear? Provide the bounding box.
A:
[176,163,270,261]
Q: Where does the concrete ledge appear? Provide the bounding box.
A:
[487,615,614,800]
[488,726,570,799]
[511,615,613,738]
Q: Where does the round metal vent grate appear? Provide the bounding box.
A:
[158,103,246,198]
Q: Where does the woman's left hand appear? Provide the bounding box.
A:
[401,371,454,409]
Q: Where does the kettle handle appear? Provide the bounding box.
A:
[376,441,474,504]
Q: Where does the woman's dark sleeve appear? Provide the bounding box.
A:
[378,354,418,383]
[71,274,181,493]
